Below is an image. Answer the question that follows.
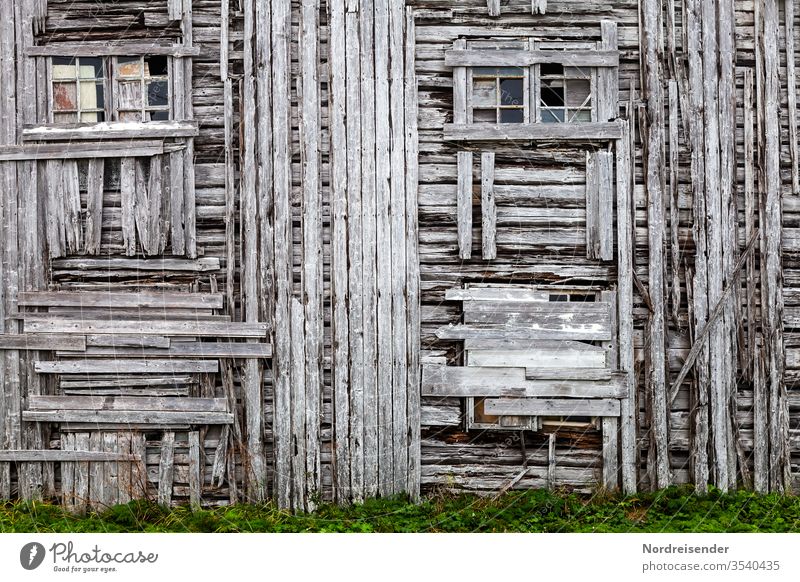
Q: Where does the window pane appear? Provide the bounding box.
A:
[499,78,523,107]
[81,111,104,123]
[566,79,591,108]
[570,109,592,123]
[473,108,497,123]
[78,57,103,79]
[541,108,565,123]
[471,79,496,108]
[500,108,524,123]
[116,57,142,78]
[147,81,169,107]
[53,82,77,111]
[149,110,169,121]
[565,66,591,79]
[52,58,77,80]
[79,81,101,110]
[540,62,564,77]
[541,82,564,107]
[145,55,169,77]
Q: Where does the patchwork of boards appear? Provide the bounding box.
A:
[422,285,625,430]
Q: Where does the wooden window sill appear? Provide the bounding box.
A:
[443,121,623,142]
[21,121,199,142]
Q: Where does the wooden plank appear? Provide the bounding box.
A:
[289,297,306,510]
[0,334,85,351]
[120,158,137,256]
[130,433,146,500]
[481,152,496,260]
[597,152,613,260]
[438,323,612,342]
[597,21,619,122]
[157,432,175,506]
[188,430,201,508]
[26,43,200,57]
[84,158,104,254]
[444,49,618,68]
[487,0,500,17]
[88,432,104,510]
[103,433,119,508]
[29,396,227,412]
[452,39,467,124]
[20,291,223,309]
[23,410,234,424]
[116,432,131,505]
[61,433,75,511]
[786,0,799,195]
[76,342,272,359]
[85,335,170,349]
[0,142,163,161]
[457,151,473,260]
[44,159,65,258]
[23,121,199,142]
[602,417,619,490]
[34,359,218,374]
[25,317,267,337]
[51,257,219,272]
[422,365,625,398]
[446,287,550,302]
[463,299,611,320]
[443,122,623,141]
[0,449,138,462]
[532,0,547,14]
[467,346,607,369]
[485,398,620,416]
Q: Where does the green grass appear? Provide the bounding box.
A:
[2,486,799,532]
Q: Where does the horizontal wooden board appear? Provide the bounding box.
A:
[422,365,624,398]
[60,376,195,389]
[29,396,227,412]
[443,122,623,142]
[19,291,223,310]
[51,257,219,272]
[0,141,164,161]
[85,335,171,348]
[22,121,199,141]
[69,342,272,359]
[0,334,86,351]
[483,398,621,416]
[26,42,201,57]
[22,410,234,425]
[437,323,612,342]
[0,450,138,462]
[445,49,619,67]
[34,359,219,374]
[25,317,267,338]
[445,288,550,302]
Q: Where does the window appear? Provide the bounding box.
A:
[470,67,527,123]
[50,55,171,124]
[539,63,592,123]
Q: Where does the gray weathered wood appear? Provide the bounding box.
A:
[0,142,163,161]
[158,431,175,506]
[23,411,234,424]
[457,151,473,260]
[29,396,227,412]
[484,398,620,417]
[444,49,618,68]
[23,121,199,142]
[34,359,218,374]
[188,430,201,508]
[24,317,267,337]
[602,417,619,490]
[481,152,496,260]
[0,450,137,462]
[444,123,623,141]
[26,43,200,57]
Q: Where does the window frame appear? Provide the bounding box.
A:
[47,54,174,125]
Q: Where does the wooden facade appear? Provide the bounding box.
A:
[0,0,798,511]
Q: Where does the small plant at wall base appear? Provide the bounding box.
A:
[1,486,799,533]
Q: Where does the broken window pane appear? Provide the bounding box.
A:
[473,108,497,123]
[146,55,169,77]
[53,82,77,111]
[147,81,169,107]
[471,79,496,109]
[116,56,142,78]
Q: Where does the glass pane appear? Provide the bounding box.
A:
[119,110,143,122]
[540,63,564,77]
[117,81,143,111]
[116,57,142,78]
[566,79,591,108]
[78,57,103,79]
[54,112,78,123]
[145,55,169,77]
[52,58,77,80]
[471,79,496,108]
[500,108,524,123]
[79,81,101,110]
[473,108,497,123]
[569,109,592,123]
[147,81,169,107]
[81,111,103,123]
[541,108,565,123]
[499,78,524,107]
[541,82,564,107]
[53,82,77,111]
[149,110,169,121]
[565,66,591,79]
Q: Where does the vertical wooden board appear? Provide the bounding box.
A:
[404,5,421,501]
[602,417,619,490]
[598,21,618,122]
[169,150,185,255]
[329,0,351,503]
[457,151,473,260]
[188,430,201,508]
[532,0,547,14]
[290,298,307,510]
[271,0,293,511]
[88,432,104,510]
[597,151,613,261]
[117,432,131,505]
[103,432,119,507]
[547,432,556,489]
[184,141,197,259]
[84,158,104,255]
[374,0,394,497]
[134,158,151,255]
[360,0,379,500]
[487,0,500,17]
[453,38,467,124]
[74,432,90,513]
[147,155,164,254]
[60,160,82,254]
[61,433,75,511]
[243,360,265,500]
[120,158,137,256]
[585,152,598,259]
[223,78,236,320]
[158,431,175,506]
[786,0,800,195]
[300,0,323,508]
[481,152,496,260]
[44,159,65,258]
[389,0,408,495]
[615,122,637,494]
[668,80,681,327]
